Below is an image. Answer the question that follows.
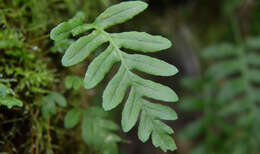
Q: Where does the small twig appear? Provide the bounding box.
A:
[47,118,53,153]
[30,34,50,44]
[2,117,28,124]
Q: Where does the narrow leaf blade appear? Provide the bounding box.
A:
[121,88,141,132]
[94,1,148,29]
[50,92,67,107]
[246,37,260,49]
[84,45,119,89]
[50,17,83,41]
[151,132,177,152]
[124,53,178,76]
[103,66,130,111]
[64,108,82,129]
[138,111,153,142]
[202,43,237,59]
[112,32,172,52]
[71,24,94,36]
[65,75,83,90]
[132,74,178,102]
[217,78,244,102]
[206,60,241,80]
[142,100,178,121]
[62,31,108,66]
[154,120,174,134]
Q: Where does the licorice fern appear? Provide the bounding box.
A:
[39,92,67,120]
[65,107,121,154]
[202,38,260,108]
[51,1,178,152]
[64,75,121,154]
[179,36,260,153]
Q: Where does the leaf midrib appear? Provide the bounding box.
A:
[112,34,166,45]
[92,25,135,84]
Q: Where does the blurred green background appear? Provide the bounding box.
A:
[1,0,260,154]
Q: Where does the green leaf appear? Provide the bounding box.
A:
[0,83,10,97]
[154,120,174,134]
[99,119,119,131]
[151,131,177,152]
[190,145,205,154]
[112,32,172,52]
[151,118,177,152]
[246,37,260,49]
[102,143,118,154]
[219,101,248,116]
[40,93,66,120]
[248,69,260,83]
[50,17,84,41]
[132,74,178,102]
[123,53,178,76]
[49,92,67,107]
[142,100,178,120]
[40,97,56,120]
[51,39,74,53]
[247,53,260,66]
[94,1,148,29]
[0,40,23,49]
[62,31,108,66]
[84,45,120,89]
[0,96,23,109]
[137,101,177,151]
[179,120,204,140]
[65,75,83,90]
[202,43,237,59]
[217,78,244,102]
[138,111,153,142]
[102,66,130,111]
[122,88,142,132]
[71,24,94,36]
[82,107,120,153]
[64,108,82,129]
[82,111,97,145]
[206,60,241,79]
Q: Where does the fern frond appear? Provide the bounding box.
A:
[39,92,67,120]
[202,39,260,107]
[64,107,120,154]
[51,1,179,151]
[179,37,260,153]
[81,107,121,154]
